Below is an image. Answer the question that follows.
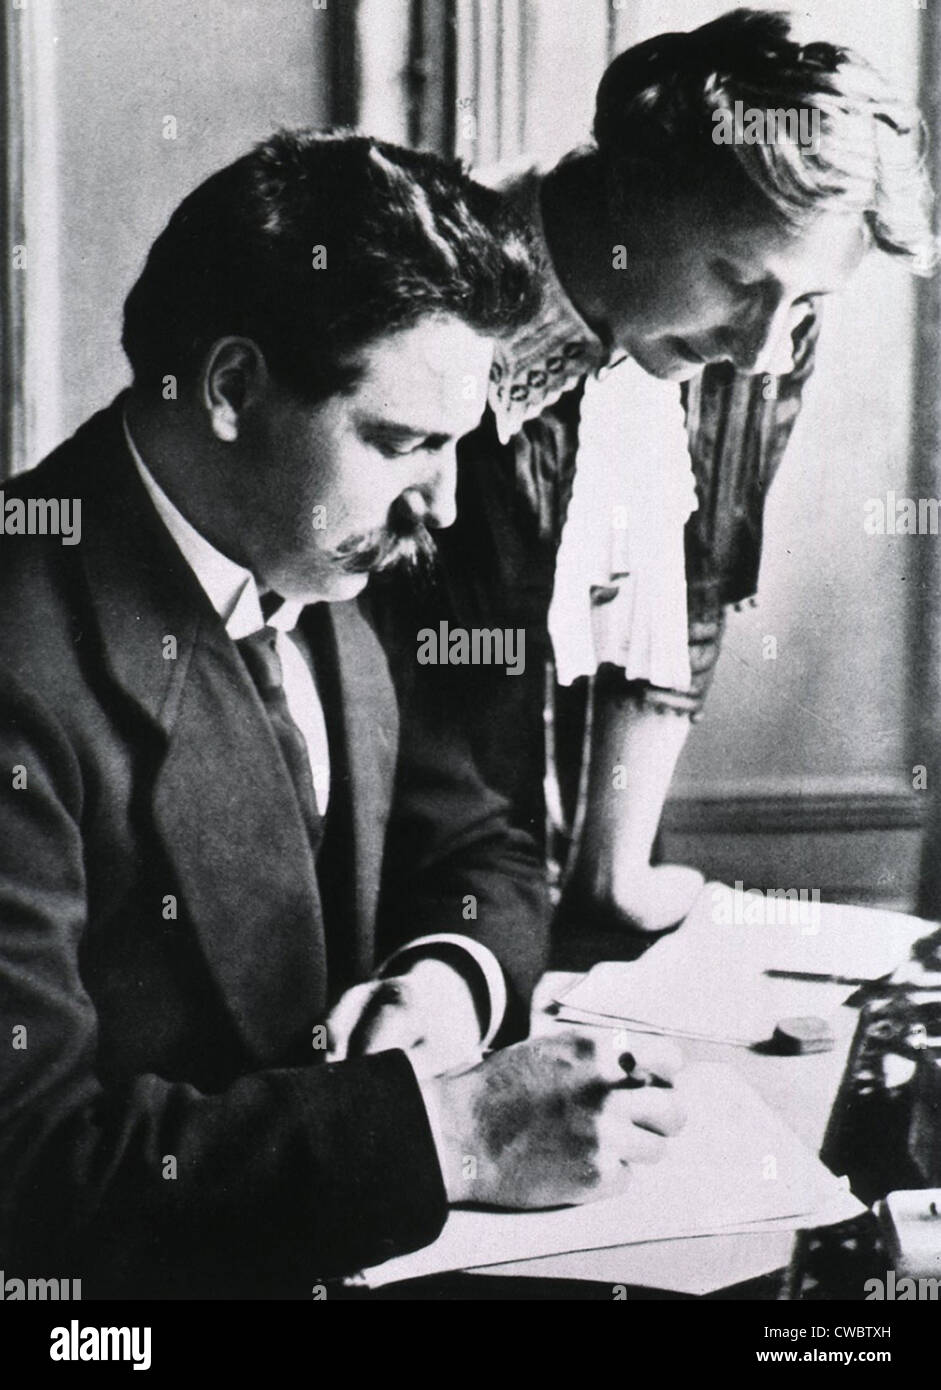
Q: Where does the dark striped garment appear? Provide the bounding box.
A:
[379,306,822,843]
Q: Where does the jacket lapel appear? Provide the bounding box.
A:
[79,404,327,1063]
[151,621,329,1061]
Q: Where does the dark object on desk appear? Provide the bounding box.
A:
[767,969,874,987]
[911,925,941,972]
[822,995,934,1206]
[785,993,937,1299]
[771,1017,835,1055]
[910,1051,941,1183]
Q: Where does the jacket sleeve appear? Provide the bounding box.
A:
[0,669,447,1297]
[370,598,551,1042]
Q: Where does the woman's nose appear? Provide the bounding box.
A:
[729,287,794,374]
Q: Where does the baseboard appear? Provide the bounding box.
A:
[662,787,924,835]
[659,787,926,912]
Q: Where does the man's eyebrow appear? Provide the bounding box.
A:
[359,418,454,446]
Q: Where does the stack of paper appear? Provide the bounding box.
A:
[360,1062,864,1288]
[554,883,928,1046]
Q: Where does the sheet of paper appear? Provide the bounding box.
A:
[472,1230,797,1296]
[556,883,929,1044]
[555,984,852,1047]
[469,1178,867,1295]
[360,1062,864,1288]
[471,1183,863,1295]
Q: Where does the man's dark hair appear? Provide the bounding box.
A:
[122,128,540,399]
[593,7,937,274]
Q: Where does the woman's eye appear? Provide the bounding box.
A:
[716,261,752,294]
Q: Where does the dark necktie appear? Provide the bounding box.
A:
[237,625,324,860]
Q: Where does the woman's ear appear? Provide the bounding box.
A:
[201,337,268,443]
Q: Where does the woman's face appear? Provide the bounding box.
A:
[603,179,869,380]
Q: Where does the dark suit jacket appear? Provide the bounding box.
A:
[0,401,548,1297]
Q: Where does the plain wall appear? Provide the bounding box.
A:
[33,0,332,457]
[621,0,921,805]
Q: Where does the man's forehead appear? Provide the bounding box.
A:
[350,320,492,426]
[356,317,492,374]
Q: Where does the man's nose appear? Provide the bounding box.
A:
[403,452,458,531]
[425,450,459,530]
[728,286,794,375]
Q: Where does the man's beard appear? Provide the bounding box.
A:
[333,495,438,578]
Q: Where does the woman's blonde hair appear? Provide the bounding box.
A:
[593,7,938,274]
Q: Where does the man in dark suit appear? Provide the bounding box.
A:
[0,130,683,1298]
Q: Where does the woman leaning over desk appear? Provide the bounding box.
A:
[423,8,937,934]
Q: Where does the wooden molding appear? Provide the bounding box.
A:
[660,787,925,911]
[1,7,26,479]
[2,1,60,476]
[663,787,925,835]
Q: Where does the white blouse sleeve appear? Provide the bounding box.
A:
[548,360,699,689]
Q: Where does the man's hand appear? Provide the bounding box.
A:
[326,958,483,1079]
[423,1029,686,1209]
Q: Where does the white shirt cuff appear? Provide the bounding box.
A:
[376,933,508,1051]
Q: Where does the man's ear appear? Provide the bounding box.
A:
[201,337,269,443]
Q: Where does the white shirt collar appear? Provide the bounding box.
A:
[123,412,305,639]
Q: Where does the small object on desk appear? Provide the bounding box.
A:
[617,1051,672,1088]
[876,1189,941,1277]
[912,926,941,973]
[771,1016,835,1055]
[766,970,873,987]
[910,1050,941,1183]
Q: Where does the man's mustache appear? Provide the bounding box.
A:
[333,495,437,576]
